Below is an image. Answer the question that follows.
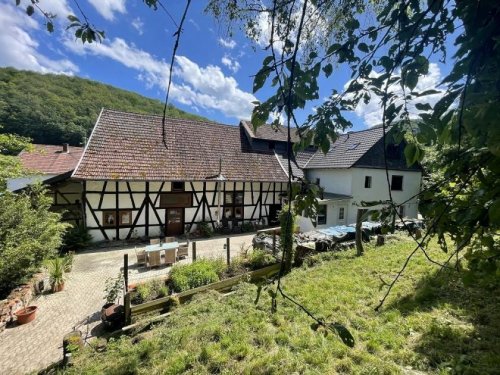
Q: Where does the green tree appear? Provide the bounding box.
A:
[0,127,32,188]
[0,184,69,296]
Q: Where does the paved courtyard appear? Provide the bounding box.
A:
[0,233,255,375]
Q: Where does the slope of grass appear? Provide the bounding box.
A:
[67,237,500,374]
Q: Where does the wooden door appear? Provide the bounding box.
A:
[166,208,183,236]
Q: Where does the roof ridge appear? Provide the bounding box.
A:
[100,108,234,128]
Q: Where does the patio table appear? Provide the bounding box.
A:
[145,242,179,252]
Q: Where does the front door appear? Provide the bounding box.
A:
[166,208,183,236]
[337,205,347,225]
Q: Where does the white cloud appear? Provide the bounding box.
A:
[0,3,78,75]
[221,54,240,73]
[87,0,126,21]
[188,18,200,31]
[351,63,445,127]
[131,17,144,35]
[63,37,256,119]
[218,38,236,49]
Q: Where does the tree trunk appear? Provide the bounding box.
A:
[356,209,367,256]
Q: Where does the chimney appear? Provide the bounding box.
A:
[62,143,69,153]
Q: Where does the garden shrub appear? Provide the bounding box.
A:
[131,278,168,305]
[170,260,223,292]
[198,222,213,238]
[246,249,276,270]
[62,225,92,251]
[0,184,69,297]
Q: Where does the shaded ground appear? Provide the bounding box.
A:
[0,234,254,375]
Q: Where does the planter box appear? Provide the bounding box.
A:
[129,263,281,318]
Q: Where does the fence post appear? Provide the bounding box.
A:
[192,241,197,262]
[272,231,277,256]
[123,254,129,292]
[226,237,231,265]
[124,292,131,325]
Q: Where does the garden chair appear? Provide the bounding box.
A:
[164,248,176,266]
[164,236,176,243]
[177,240,189,259]
[150,238,160,245]
[135,248,146,266]
[148,251,161,268]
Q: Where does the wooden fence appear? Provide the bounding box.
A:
[124,263,281,323]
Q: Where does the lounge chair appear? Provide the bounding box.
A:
[164,236,176,243]
[135,248,146,266]
[148,250,162,268]
[164,248,176,265]
[150,238,160,245]
[177,240,189,259]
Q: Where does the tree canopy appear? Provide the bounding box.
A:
[0,67,208,146]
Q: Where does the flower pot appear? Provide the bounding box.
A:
[52,282,65,293]
[15,306,38,325]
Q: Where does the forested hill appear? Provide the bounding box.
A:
[0,67,208,146]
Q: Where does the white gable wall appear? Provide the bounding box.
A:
[304,167,422,227]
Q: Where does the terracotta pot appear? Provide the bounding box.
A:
[15,306,38,325]
[52,282,65,293]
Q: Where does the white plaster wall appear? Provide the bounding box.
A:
[306,168,352,196]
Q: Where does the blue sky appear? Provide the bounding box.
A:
[0,0,455,131]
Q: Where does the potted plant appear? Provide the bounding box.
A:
[101,273,124,329]
[48,257,65,292]
[15,290,37,325]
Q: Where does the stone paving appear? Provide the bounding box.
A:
[0,233,255,375]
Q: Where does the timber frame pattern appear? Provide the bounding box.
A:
[82,180,287,241]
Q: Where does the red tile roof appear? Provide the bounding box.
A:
[72,109,290,182]
[19,144,83,175]
[240,120,301,142]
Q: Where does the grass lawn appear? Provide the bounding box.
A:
[67,236,499,374]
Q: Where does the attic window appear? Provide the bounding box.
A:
[172,182,185,191]
[347,142,360,150]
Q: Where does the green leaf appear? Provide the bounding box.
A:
[489,199,500,225]
[358,43,369,53]
[262,55,273,67]
[326,43,341,55]
[405,71,418,90]
[322,64,333,78]
[67,15,80,22]
[26,5,34,16]
[46,22,54,33]
[404,143,417,166]
[415,103,432,111]
[15,0,21,6]
[253,68,270,93]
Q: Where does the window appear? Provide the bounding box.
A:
[315,178,320,186]
[391,175,403,191]
[103,210,132,227]
[224,191,244,219]
[160,193,192,208]
[399,205,405,218]
[317,205,327,225]
[338,207,345,220]
[172,181,185,191]
[347,142,360,150]
[364,176,372,188]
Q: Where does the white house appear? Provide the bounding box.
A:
[299,126,422,230]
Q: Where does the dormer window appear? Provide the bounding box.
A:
[347,142,360,150]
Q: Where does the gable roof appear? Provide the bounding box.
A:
[304,126,421,171]
[240,120,301,143]
[72,109,291,182]
[304,127,384,169]
[19,144,83,175]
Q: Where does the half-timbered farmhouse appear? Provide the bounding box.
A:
[8,144,84,226]
[72,109,300,242]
